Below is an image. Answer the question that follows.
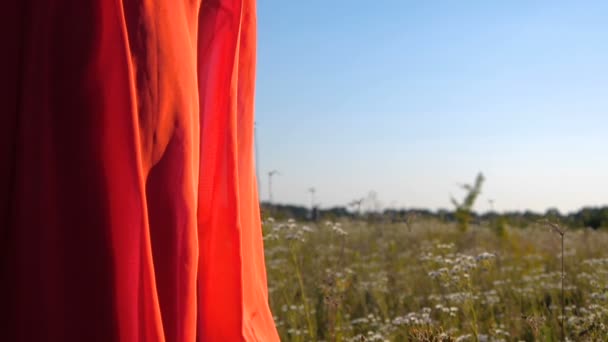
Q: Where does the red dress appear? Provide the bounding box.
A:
[0,0,278,341]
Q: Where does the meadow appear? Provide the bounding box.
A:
[263,217,608,341]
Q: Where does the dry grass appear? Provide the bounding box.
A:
[263,218,608,341]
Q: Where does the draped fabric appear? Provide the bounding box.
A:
[0,0,279,341]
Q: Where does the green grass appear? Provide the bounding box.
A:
[263,218,608,341]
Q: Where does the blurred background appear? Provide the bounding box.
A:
[255,0,608,215]
[256,2,608,341]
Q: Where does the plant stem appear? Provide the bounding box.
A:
[561,233,565,342]
[290,246,315,339]
[543,219,566,341]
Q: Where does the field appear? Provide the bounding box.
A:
[263,218,608,341]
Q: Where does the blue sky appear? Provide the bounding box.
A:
[254,0,608,213]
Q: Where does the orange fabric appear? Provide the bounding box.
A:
[0,1,278,341]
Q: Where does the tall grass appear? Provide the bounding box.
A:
[263,218,608,341]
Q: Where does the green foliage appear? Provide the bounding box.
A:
[572,207,608,229]
[262,201,608,231]
[450,172,485,232]
[491,215,508,238]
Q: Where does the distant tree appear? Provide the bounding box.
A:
[451,172,485,232]
[436,209,454,223]
[321,206,351,221]
[573,207,608,229]
[545,207,562,221]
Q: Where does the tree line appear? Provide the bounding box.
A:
[261,203,608,230]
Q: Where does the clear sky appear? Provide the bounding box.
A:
[254,0,608,214]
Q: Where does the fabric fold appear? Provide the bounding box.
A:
[0,0,278,341]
